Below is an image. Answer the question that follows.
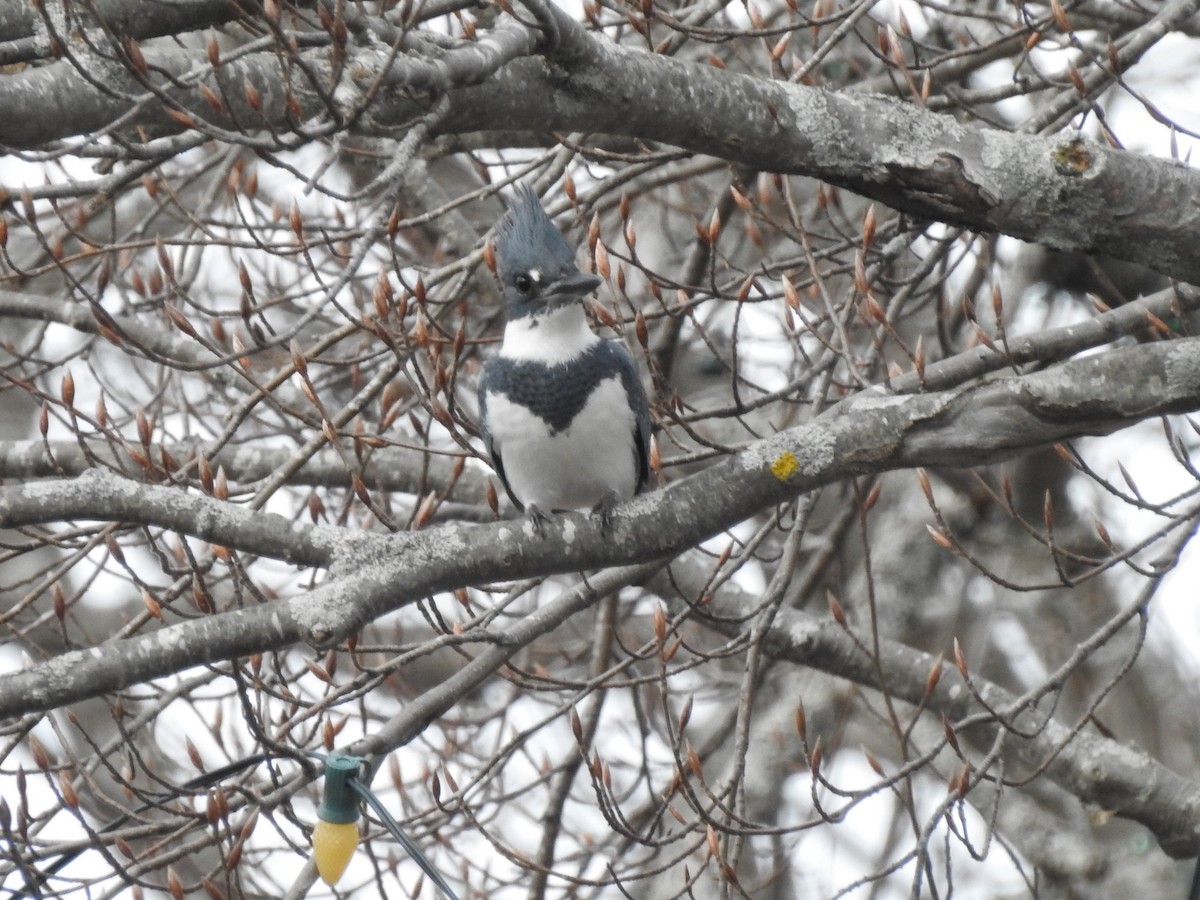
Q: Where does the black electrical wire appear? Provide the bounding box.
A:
[8,750,462,900]
[347,774,460,900]
[6,752,277,899]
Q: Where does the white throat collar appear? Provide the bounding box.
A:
[500,304,600,366]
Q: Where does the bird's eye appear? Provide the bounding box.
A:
[514,273,533,294]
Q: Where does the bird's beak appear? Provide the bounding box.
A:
[545,270,602,305]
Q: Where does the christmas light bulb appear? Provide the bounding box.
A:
[312,817,359,886]
[311,753,363,887]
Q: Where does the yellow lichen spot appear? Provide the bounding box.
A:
[1051,137,1091,175]
[770,451,799,481]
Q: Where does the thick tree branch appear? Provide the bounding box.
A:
[5,7,1200,284]
[2,336,1200,718]
[6,1,1198,893]
[3,285,1191,494]
[0,468,347,568]
[660,552,1200,858]
[2,336,1200,867]
[436,15,1200,285]
[0,0,261,51]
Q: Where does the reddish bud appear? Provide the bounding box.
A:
[594,241,610,279]
[1051,0,1071,31]
[926,524,954,551]
[186,738,205,771]
[243,80,262,111]
[953,638,968,677]
[677,695,693,732]
[199,83,224,112]
[125,37,148,75]
[827,592,847,627]
[164,107,197,130]
[60,371,75,408]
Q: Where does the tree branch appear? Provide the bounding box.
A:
[3,337,1200,717]
[6,6,1200,283]
[0,440,483,500]
[0,468,347,567]
[659,551,1200,858]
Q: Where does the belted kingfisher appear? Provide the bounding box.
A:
[478,186,652,532]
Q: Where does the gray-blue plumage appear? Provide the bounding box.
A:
[478,187,651,523]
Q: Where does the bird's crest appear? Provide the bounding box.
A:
[493,185,576,278]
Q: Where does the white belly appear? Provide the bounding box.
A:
[485,376,638,511]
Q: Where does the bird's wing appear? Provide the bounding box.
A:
[611,344,653,492]
[478,362,525,511]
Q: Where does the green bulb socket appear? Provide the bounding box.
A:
[317,753,363,825]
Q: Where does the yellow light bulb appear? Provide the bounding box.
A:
[312,818,359,886]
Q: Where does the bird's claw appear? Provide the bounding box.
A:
[592,490,621,537]
[525,503,552,538]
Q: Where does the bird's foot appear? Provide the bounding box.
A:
[524,503,552,538]
[591,490,622,537]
